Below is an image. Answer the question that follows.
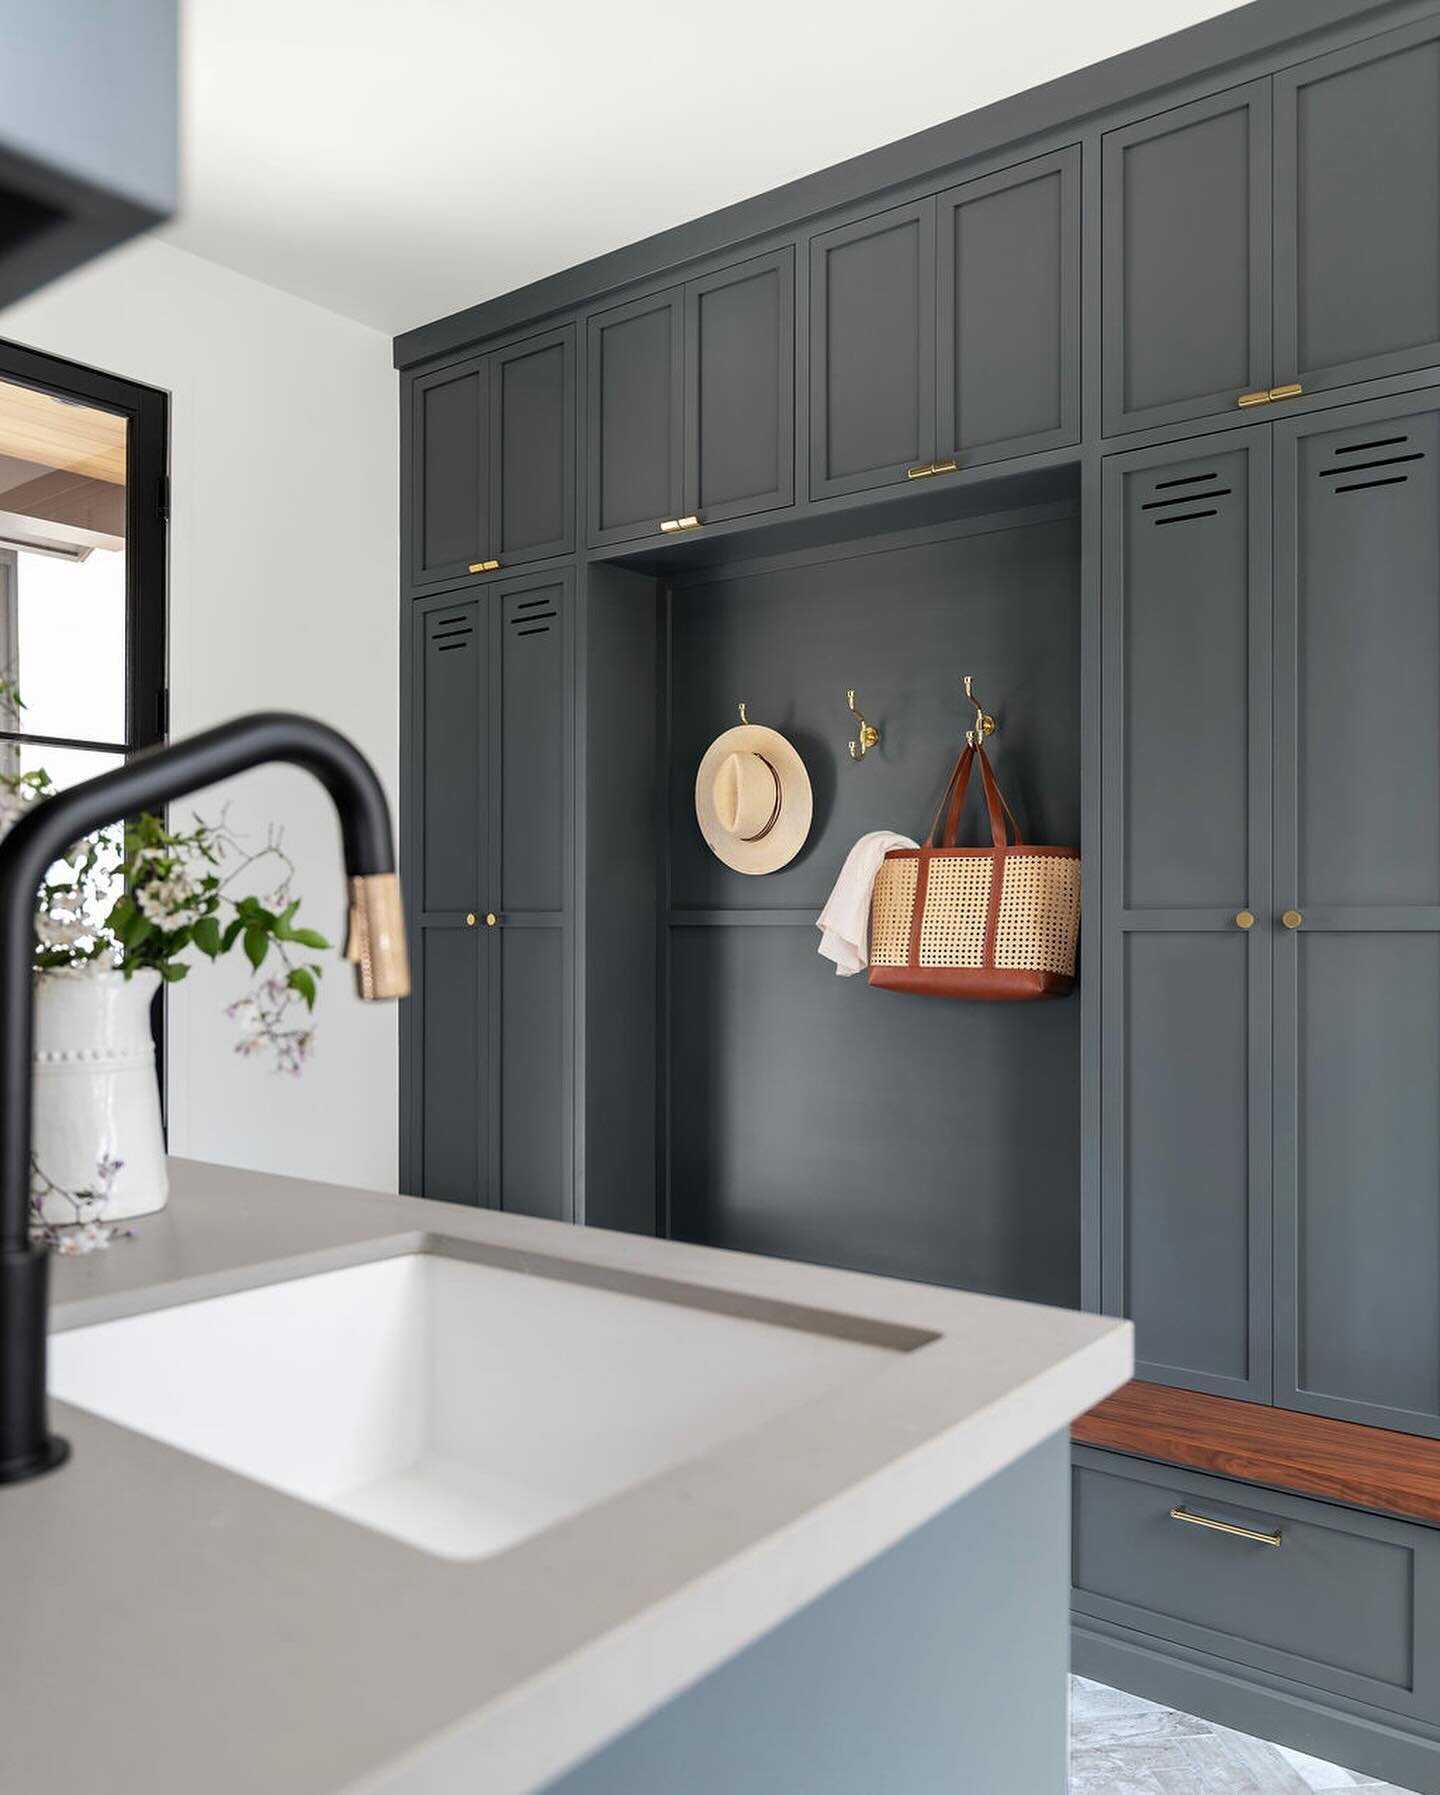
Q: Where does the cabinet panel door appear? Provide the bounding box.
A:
[1274,393,1440,1436]
[407,599,488,1203]
[410,357,489,587]
[1275,22,1440,398]
[492,572,572,1220]
[1102,84,1272,436]
[809,199,935,498]
[1101,436,1271,1400]
[586,287,684,546]
[937,147,1079,468]
[489,325,575,566]
[684,249,794,524]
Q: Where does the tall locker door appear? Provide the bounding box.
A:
[409,357,489,589]
[491,571,573,1221]
[1101,83,1272,437]
[1101,433,1272,1401]
[1274,390,1440,1437]
[405,598,488,1203]
[808,199,936,498]
[1274,20,1440,400]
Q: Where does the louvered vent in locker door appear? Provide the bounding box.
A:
[1139,469,1232,527]
[1320,433,1425,495]
[430,611,473,653]
[508,592,557,639]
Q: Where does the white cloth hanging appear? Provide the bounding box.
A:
[815,830,918,976]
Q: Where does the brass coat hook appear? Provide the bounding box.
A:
[964,675,996,749]
[738,701,750,725]
[846,691,880,761]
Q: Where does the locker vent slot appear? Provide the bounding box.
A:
[435,639,469,652]
[1333,475,1411,495]
[1142,487,1231,511]
[512,595,554,612]
[513,623,553,637]
[431,612,473,642]
[1152,508,1219,526]
[1322,434,1422,495]
[1152,471,1218,490]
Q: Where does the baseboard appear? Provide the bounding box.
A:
[1073,1616,1440,1795]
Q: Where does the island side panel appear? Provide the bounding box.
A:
[541,1433,1070,1795]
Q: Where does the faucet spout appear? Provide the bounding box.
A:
[0,711,408,1486]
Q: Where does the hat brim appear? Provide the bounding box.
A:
[694,724,813,875]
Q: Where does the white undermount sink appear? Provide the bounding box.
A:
[48,1249,898,1559]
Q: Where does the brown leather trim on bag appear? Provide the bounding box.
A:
[906,849,931,968]
[870,965,1074,1001]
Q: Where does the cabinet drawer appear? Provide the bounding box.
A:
[1072,1447,1440,1719]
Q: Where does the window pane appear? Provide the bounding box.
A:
[0,376,128,745]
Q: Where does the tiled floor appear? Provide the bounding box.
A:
[1069,1676,1420,1794]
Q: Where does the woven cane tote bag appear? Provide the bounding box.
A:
[869,742,1079,1000]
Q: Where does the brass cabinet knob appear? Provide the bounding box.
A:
[1282,909,1303,930]
[1235,910,1255,930]
[485,912,498,927]
[465,912,477,927]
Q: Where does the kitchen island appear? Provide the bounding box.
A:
[4,1160,1131,1793]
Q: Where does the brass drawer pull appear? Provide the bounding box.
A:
[467,558,501,574]
[1170,1505,1282,1547]
[1237,389,1272,409]
[929,459,959,475]
[906,463,936,480]
[1236,384,1304,410]
[1268,382,1304,402]
[675,515,701,531]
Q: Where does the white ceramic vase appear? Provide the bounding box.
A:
[31,966,168,1225]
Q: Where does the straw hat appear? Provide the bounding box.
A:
[694,713,812,875]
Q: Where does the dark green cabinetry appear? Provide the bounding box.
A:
[403,573,573,1218]
[1105,387,1440,1431]
[587,249,793,546]
[1104,19,1440,435]
[409,326,575,588]
[811,147,1079,498]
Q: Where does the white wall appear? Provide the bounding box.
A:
[3,238,400,1191]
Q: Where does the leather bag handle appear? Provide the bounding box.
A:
[928,743,1025,850]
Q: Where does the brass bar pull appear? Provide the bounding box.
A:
[1268,383,1304,402]
[467,559,501,573]
[674,516,702,531]
[1237,390,1272,409]
[1170,1505,1282,1547]
[1282,909,1303,930]
[1235,910,1255,930]
[929,459,959,475]
[906,463,936,480]
[658,519,681,534]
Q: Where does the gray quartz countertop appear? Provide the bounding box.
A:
[4,1159,1132,1795]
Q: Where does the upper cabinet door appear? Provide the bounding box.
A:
[809,199,936,499]
[587,287,684,546]
[489,325,575,567]
[410,356,489,587]
[937,147,1080,470]
[1274,21,1440,399]
[1102,83,1273,436]
[684,248,794,525]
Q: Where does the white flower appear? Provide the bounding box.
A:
[34,915,88,947]
[136,878,204,931]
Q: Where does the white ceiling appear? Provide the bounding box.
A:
[163,0,1248,338]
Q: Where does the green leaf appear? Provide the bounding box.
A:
[122,912,154,952]
[192,916,222,958]
[287,966,317,1010]
[243,926,268,970]
[158,960,189,983]
[289,927,330,951]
